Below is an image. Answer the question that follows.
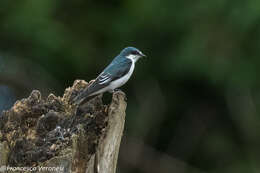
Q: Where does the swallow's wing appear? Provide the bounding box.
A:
[99,58,132,83]
[73,58,132,105]
[86,58,132,94]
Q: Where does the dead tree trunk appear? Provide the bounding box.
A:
[0,80,127,173]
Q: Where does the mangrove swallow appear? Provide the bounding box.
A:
[73,47,146,105]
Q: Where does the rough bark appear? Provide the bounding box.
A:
[0,80,127,173]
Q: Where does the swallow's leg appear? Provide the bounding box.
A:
[113,88,122,92]
[108,88,122,93]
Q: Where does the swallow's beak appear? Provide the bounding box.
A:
[140,52,146,57]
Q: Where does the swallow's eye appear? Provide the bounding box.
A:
[132,50,139,55]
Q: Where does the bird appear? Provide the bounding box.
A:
[73,47,146,105]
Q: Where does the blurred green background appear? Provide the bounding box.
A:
[1,0,260,172]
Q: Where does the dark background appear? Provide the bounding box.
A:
[1,0,260,172]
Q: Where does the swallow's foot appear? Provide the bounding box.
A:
[113,88,122,93]
[108,89,122,93]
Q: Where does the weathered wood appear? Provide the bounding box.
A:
[96,91,126,173]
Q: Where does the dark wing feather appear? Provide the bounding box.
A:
[104,58,132,81]
[73,58,132,105]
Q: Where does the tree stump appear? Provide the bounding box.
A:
[0,80,127,173]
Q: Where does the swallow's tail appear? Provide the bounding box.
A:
[72,89,91,105]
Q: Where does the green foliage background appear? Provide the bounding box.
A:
[1,0,260,172]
